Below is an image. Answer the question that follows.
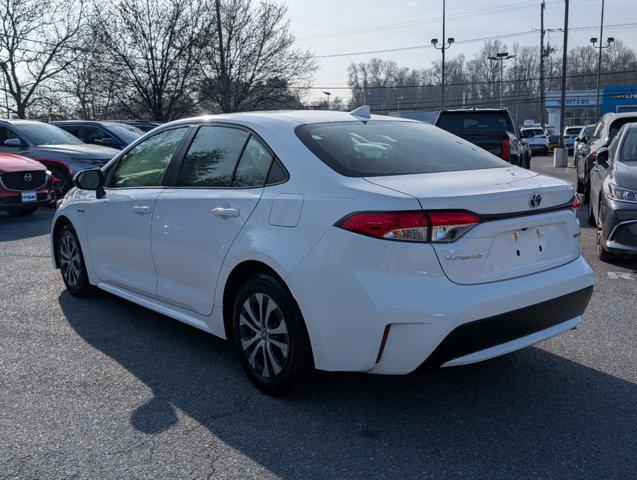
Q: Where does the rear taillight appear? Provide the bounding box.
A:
[337,211,429,242]
[336,211,480,243]
[428,211,481,243]
[501,136,511,161]
[571,195,581,214]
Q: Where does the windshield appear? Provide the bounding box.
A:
[295,121,509,177]
[582,125,595,139]
[16,122,84,146]
[436,112,514,132]
[104,123,143,143]
[620,128,637,161]
[565,127,581,136]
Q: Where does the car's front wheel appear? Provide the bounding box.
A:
[232,274,312,396]
[57,225,95,297]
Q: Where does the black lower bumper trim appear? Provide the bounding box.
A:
[422,286,593,368]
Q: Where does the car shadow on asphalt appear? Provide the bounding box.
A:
[59,291,636,479]
[0,208,54,242]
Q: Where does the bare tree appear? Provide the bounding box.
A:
[92,0,214,121]
[0,0,84,118]
[199,0,316,113]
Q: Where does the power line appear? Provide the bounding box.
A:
[315,22,637,59]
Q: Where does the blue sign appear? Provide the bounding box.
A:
[602,85,637,114]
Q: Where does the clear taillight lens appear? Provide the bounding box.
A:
[428,211,480,243]
[336,211,480,243]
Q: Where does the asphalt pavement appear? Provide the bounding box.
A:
[0,155,635,479]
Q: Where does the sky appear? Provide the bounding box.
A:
[285,0,637,104]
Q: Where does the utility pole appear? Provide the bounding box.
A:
[555,0,569,167]
[431,0,454,111]
[540,0,546,129]
[591,0,614,119]
[488,52,516,109]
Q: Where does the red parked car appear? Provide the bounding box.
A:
[0,152,54,216]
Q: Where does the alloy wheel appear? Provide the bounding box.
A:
[59,231,82,288]
[239,293,289,378]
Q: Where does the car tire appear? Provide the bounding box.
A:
[7,206,38,216]
[576,177,585,195]
[232,273,312,396]
[596,224,617,262]
[57,224,96,297]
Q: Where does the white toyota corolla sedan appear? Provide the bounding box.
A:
[51,109,595,395]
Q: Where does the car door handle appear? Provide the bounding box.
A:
[211,207,240,218]
[132,205,151,214]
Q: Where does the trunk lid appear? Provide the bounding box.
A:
[365,167,580,284]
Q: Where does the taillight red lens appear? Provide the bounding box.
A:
[337,211,429,242]
[336,210,480,243]
[501,136,511,161]
[571,195,581,214]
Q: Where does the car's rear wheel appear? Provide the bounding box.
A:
[7,206,38,216]
[232,274,312,396]
[57,225,95,297]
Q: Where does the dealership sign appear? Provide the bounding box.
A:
[545,90,597,109]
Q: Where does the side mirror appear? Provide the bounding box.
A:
[73,168,105,198]
[596,147,609,166]
[4,138,25,148]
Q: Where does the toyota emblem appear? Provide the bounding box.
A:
[24,173,32,182]
[529,193,542,209]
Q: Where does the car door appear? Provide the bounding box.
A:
[152,125,274,316]
[85,127,190,297]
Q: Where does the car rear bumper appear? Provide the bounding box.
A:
[420,286,592,368]
[288,227,595,374]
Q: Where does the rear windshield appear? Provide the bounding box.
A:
[436,112,514,132]
[295,121,509,177]
[565,127,581,136]
[521,128,544,138]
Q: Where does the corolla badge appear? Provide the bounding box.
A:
[24,173,32,182]
[529,193,542,209]
[445,253,482,261]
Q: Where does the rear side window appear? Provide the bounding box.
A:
[436,112,514,132]
[177,126,249,187]
[232,137,273,187]
[295,121,509,177]
[110,127,188,188]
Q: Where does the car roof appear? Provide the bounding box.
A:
[166,110,417,129]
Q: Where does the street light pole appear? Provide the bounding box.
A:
[431,0,454,111]
[554,0,570,167]
[488,52,516,109]
[540,0,546,129]
[594,0,605,119]
[323,91,332,110]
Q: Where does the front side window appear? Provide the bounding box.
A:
[296,121,509,177]
[110,128,188,188]
[82,126,116,145]
[0,126,20,144]
[233,137,273,187]
[177,126,249,187]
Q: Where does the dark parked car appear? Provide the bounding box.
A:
[0,152,53,216]
[53,120,143,150]
[116,120,160,132]
[588,122,637,261]
[435,108,530,168]
[573,124,595,160]
[0,120,118,193]
[577,112,637,202]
